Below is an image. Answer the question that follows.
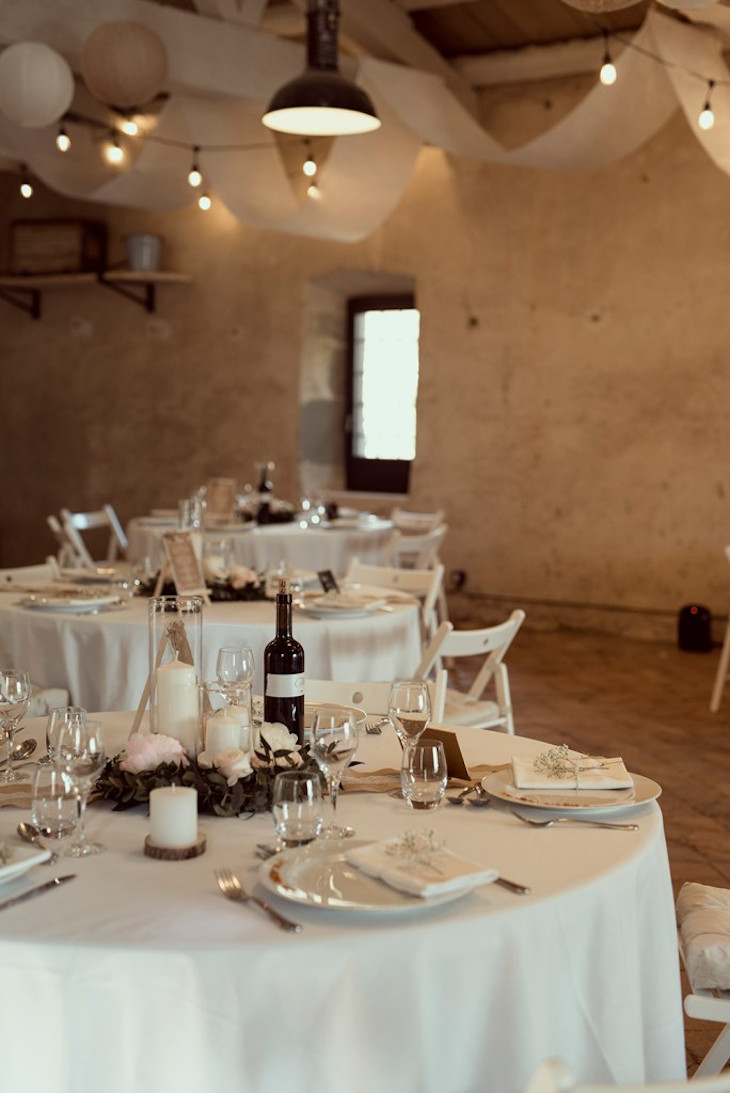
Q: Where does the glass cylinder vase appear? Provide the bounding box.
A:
[200,682,252,759]
[148,596,204,756]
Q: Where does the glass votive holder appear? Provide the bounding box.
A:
[400,740,448,810]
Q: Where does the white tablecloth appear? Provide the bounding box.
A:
[0,585,421,710]
[127,516,394,576]
[0,719,684,1093]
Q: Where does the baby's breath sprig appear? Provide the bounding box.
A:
[533,744,609,785]
[385,830,445,872]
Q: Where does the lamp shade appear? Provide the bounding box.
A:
[80,20,168,109]
[0,41,74,128]
[262,0,380,136]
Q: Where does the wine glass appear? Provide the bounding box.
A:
[55,718,106,856]
[46,706,87,764]
[400,740,448,811]
[216,646,255,688]
[271,770,324,848]
[388,680,431,764]
[0,669,31,784]
[310,709,359,839]
[31,767,80,845]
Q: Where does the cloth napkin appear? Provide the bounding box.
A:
[345,837,498,898]
[677,881,730,990]
[511,752,633,791]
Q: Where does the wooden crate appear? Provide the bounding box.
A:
[10,219,107,275]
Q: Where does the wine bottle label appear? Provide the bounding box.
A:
[266,673,305,698]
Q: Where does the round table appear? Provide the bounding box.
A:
[0,582,421,710]
[0,719,684,1093]
[127,515,394,576]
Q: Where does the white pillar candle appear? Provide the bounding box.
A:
[205,706,250,757]
[156,660,199,753]
[149,785,198,848]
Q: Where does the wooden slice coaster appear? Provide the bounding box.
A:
[144,833,207,860]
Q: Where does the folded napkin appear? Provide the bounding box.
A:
[512,751,633,791]
[677,882,730,990]
[346,835,498,898]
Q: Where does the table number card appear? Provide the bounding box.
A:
[421,727,471,782]
[318,569,340,593]
[162,532,210,601]
[206,477,236,524]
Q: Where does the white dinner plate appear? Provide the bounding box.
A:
[17,595,122,614]
[59,566,130,583]
[0,842,51,883]
[481,767,662,813]
[296,592,387,619]
[259,841,471,914]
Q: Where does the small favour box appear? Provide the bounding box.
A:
[145,786,205,860]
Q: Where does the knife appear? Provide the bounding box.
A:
[0,874,76,912]
[495,875,531,895]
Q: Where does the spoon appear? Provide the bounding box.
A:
[8,739,36,762]
[16,821,59,864]
[446,783,480,805]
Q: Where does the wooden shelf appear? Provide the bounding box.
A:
[0,270,192,318]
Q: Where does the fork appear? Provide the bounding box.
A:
[508,808,638,831]
[215,868,302,933]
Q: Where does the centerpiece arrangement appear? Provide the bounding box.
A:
[137,563,267,603]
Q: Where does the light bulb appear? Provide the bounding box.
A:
[119,117,138,137]
[699,106,715,131]
[600,60,617,86]
[198,192,211,211]
[188,165,202,187]
[307,181,320,199]
[302,155,317,178]
[104,136,124,165]
[56,127,71,153]
[20,179,33,199]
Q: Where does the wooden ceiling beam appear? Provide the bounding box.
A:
[453,33,608,86]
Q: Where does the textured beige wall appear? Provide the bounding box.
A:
[2,77,730,636]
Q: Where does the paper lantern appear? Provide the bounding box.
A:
[0,42,74,128]
[80,21,168,109]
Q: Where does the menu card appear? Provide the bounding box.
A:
[162,532,209,601]
[206,477,236,523]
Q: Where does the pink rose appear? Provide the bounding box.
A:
[199,747,252,786]
[119,733,190,774]
[230,565,259,590]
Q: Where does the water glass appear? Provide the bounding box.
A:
[31,767,79,842]
[400,740,448,810]
[271,770,324,848]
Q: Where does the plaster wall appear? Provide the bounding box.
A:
[2,76,730,638]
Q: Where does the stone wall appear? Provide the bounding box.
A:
[2,75,730,638]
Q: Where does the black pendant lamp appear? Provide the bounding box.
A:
[262,0,380,136]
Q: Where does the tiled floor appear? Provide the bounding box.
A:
[452,623,730,1077]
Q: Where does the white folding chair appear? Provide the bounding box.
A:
[390,507,444,534]
[415,610,526,732]
[60,504,128,567]
[677,881,730,1078]
[382,522,450,625]
[345,558,444,641]
[710,546,730,711]
[305,671,447,723]
[47,514,84,568]
[525,1057,730,1092]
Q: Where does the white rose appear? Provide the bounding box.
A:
[259,721,300,754]
[214,747,253,786]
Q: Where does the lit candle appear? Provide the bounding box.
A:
[149,785,198,848]
[156,660,199,753]
[205,706,250,757]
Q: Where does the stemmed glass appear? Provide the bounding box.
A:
[310,709,359,839]
[46,706,87,763]
[0,669,31,784]
[54,718,106,856]
[388,680,432,765]
[216,646,255,689]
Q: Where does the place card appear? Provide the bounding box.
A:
[420,728,471,782]
[206,477,236,523]
[162,531,209,601]
[318,569,340,593]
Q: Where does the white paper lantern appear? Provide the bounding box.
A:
[80,21,168,109]
[0,41,74,128]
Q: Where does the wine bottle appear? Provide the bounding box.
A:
[256,462,273,525]
[264,577,305,745]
